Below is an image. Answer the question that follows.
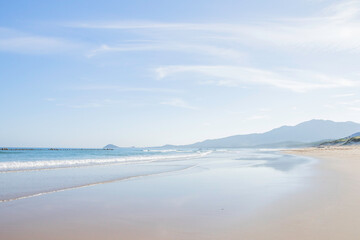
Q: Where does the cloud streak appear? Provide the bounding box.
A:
[70,1,360,53]
[160,98,196,110]
[0,28,77,54]
[87,42,244,61]
[155,65,359,92]
[76,85,181,93]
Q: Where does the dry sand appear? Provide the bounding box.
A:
[247,146,360,240]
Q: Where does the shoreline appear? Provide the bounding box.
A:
[284,145,360,177]
[0,149,310,240]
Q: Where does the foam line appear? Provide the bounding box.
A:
[0,151,211,173]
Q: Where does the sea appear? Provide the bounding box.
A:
[0,147,314,203]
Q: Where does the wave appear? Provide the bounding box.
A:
[0,151,211,172]
[142,149,188,153]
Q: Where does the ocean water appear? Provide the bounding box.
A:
[0,148,208,172]
[0,148,313,203]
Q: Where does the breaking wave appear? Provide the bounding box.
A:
[0,151,211,172]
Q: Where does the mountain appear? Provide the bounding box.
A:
[103,144,137,149]
[348,132,360,138]
[103,144,120,149]
[178,120,360,148]
[319,132,360,146]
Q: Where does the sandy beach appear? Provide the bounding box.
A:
[267,146,360,240]
[1,147,360,240]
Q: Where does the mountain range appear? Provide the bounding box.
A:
[104,120,360,149]
[168,119,360,148]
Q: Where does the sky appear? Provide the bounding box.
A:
[1,0,360,148]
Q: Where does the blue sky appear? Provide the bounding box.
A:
[1,0,360,147]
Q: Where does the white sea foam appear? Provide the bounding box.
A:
[0,151,211,172]
[143,149,186,153]
[214,149,230,152]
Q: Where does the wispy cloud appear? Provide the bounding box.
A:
[87,43,244,60]
[55,99,124,109]
[337,98,360,111]
[68,103,103,109]
[332,93,356,98]
[155,65,358,92]
[76,85,181,93]
[56,102,104,109]
[0,28,77,54]
[69,1,360,53]
[247,115,269,120]
[339,99,360,105]
[259,108,272,112]
[348,107,360,111]
[66,22,200,30]
[160,98,196,110]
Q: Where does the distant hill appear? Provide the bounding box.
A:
[103,144,138,149]
[175,120,360,148]
[103,144,120,149]
[348,132,360,138]
[319,132,360,146]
